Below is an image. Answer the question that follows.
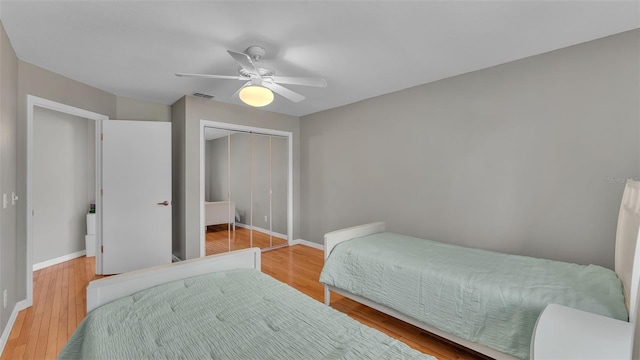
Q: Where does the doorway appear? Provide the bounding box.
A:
[25,95,106,306]
[32,107,96,268]
[199,121,293,257]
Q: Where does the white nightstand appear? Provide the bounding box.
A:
[531,304,633,359]
[86,213,96,257]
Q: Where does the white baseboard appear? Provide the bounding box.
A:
[289,239,324,251]
[235,223,288,240]
[0,299,28,355]
[33,250,86,271]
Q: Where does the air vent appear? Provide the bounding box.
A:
[193,93,214,100]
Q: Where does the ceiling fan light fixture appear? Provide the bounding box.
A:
[239,85,274,107]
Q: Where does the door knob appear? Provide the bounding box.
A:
[157,201,170,206]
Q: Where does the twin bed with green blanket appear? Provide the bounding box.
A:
[59,248,435,360]
[321,180,640,359]
[320,230,627,359]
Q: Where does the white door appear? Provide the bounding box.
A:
[101,120,172,274]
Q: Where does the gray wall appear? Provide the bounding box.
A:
[0,19,19,340]
[116,96,171,122]
[205,133,288,235]
[33,107,94,264]
[300,29,640,269]
[173,95,300,260]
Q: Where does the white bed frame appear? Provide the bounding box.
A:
[205,200,236,230]
[324,180,640,360]
[87,247,260,313]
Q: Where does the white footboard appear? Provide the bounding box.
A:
[87,247,261,313]
[323,221,385,305]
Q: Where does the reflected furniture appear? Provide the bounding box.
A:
[205,200,235,230]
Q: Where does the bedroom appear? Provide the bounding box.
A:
[0,1,639,359]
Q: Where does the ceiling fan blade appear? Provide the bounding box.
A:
[262,81,305,103]
[227,50,258,74]
[175,73,245,80]
[270,76,327,88]
[231,81,252,100]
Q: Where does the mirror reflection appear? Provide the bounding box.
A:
[203,127,289,255]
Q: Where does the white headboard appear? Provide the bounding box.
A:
[615,179,640,322]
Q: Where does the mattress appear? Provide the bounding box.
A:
[319,232,628,359]
[58,268,435,360]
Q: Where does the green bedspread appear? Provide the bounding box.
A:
[59,268,435,360]
[319,232,628,359]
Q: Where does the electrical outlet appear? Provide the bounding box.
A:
[11,192,18,206]
[264,215,268,222]
[3,289,7,309]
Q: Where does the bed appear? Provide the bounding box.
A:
[205,200,236,230]
[320,179,640,360]
[58,248,435,360]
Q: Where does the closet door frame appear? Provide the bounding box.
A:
[199,120,293,257]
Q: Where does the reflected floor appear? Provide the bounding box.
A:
[205,224,288,255]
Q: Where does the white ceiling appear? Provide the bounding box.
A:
[1,1,638,117]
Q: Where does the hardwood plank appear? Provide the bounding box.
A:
[1,248,486,360]
[44,263,63,359]
[7,294,34,360]
[66,258,77,337]
[73,258,84,326]
[23,266,50,360]
[56,261,70,355]
[0,310,25,360]
[33,263,59,359]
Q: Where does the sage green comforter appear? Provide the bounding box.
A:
[59,268,434,360]
[319,232,628,359]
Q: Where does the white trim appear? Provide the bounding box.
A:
[235,223,288,240]
[289,239,325,251]
[199,120,294,257]
[32,250,86,271]
[0,300,28,355]
[26,95,108,306]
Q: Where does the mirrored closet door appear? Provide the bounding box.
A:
[203,127,289,255]
[203,128,234,254]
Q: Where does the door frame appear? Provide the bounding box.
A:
[26,95,107,305]
[199,120,293,257]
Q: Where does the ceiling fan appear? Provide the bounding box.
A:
[176,46,327,107]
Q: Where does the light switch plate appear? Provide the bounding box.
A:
[2,194,7,209]
[11,192,18,205]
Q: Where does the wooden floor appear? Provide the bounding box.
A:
[205,224,288,255]
[1,245,487,360]
[0,258,103,360]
